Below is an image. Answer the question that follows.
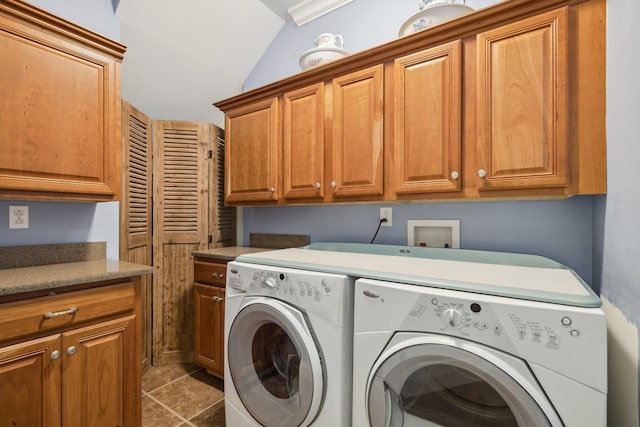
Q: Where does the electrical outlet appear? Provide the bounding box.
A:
[380,207,392,227]
[9,205,29,229]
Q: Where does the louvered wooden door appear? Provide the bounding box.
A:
[210,126,235,247]
[153,121,209,364]
[121,102,153,371]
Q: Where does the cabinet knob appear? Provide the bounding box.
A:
[212,296,224,303]
[212,273,225,279]
[450,171,460,180]
[330,181,336,189]
[269,187,275,193]
[314,182,321,190]
[51,350,61,360]
[66,346,77,356]
[477,169,487,178]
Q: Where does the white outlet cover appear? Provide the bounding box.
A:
[9,205,29,229]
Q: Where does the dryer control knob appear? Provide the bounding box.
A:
[262,277,277,291]
[443,308,463,328]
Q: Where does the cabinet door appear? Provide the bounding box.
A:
[0,335,61,427]
[394,41,462,195]
[476,8,568,190]
[194,283,225,377]
[62,316,138,427]
[0,2,124,201]
[225,97,280,203]
[283,83,325,200]
[330,64,384,198]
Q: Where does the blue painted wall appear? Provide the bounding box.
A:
[244,198,595,285]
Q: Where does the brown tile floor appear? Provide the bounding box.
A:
[142,363,225,427]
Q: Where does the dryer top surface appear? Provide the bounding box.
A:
[236,243,601,308]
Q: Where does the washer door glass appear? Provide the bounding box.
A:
[228,299,323,427]
[368,343,554,427]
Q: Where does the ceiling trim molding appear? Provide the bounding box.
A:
[287,0,354,26]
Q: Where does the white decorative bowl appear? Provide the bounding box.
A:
[299,46,349,71]
[398,3,474,37]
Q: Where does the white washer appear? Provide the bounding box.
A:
[353,275,607,427]
[224,261,354,427]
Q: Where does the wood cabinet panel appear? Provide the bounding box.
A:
[0,282,136,343]
[330,64,385,199]
[0,0,125,201]
[476,8,568,190]
[193,283,225,377]
[0,335,61,427]
[0,279,142,426]
[393,41,462,195]
[62,316,138,427]
[194,259,227,286]
[283,83,325,200]
[216,0,605,204]
[225,97,280,203]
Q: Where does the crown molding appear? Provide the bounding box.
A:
[287,0,354,26]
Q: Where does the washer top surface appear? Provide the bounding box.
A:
[236,243,601,308]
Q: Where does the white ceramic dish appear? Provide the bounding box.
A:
[398,3,474,37]
[299,46,349,71]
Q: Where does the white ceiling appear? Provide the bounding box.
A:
[116,0,353,127]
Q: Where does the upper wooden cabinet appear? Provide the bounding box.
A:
[0,0,126,201]
[225,97,280,204]
[475,9,568,191]
[215,0,606,205]
[329,64,385,200]
[393,41,462,196]
[282,83,325,200]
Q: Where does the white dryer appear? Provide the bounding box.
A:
[353,267,607,427]
[224,261,354,427]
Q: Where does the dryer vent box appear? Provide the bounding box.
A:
[407,220,460,249]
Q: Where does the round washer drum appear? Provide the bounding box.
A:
[227,298,324,427]
[366,334,564,427]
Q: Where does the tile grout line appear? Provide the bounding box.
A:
[143,390,193,426]
[185,396,225,424]
[143,367,204,394]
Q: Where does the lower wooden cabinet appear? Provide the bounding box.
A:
[194,283,225,377]
[0,281,141,426]
[193,257,227,378]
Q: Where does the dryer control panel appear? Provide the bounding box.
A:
[354,278,607,393]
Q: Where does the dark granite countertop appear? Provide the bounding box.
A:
[0,259,153,297]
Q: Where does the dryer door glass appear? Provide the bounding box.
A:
[368,344,554,427]
[228,300,323,427]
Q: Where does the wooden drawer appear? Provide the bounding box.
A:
[0,282,136,344]
[194,260,228,287]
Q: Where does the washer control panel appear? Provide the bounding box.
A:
[227,261,353,325]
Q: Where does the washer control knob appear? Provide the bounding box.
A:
[442,308,463,328]
[262,277,277,290]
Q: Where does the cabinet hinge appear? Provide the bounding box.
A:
[208,235,213,244]
[207,150,213,159]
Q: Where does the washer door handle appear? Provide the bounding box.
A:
[363,289,380,298]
